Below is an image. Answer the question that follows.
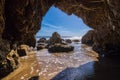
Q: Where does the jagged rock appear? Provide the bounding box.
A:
[0,59,13,79]
[48,44,74,53]
[81,30,94,46]
[65,39,72,44]
[37,37,46,43]
[49,32,62,44]
[0,50,19,79]
[47,32,74,52]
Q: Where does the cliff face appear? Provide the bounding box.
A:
[0,0,120,58]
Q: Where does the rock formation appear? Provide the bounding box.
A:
[37,43,47,50]
[0,0,119,78]
[37,37,46,43]
[65,39,72,44]
[17,45,30,57]
[0,0,119,57]
[81,30,94,46]
[0,50,19,79]
[47,32,74,52]
[49,32,62,44]
[48,43,74,53]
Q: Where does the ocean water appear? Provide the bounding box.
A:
[36,36,82,41]
[3,37,120,80]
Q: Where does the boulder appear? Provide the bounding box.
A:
[65,39,72,43]
[0,50,19,79]
[72,39,80,42]
[37,43,47,50]
[37,37,46,43]
[48,44,74,53]
[49,32,62,44]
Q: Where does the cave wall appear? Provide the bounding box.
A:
[54,0,120,57]
[0,0,119,58]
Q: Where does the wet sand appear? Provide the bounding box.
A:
[2,43,120,80]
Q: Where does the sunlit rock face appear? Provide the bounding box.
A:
[0,0,120,58]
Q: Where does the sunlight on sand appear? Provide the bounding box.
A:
[2,44,98,80]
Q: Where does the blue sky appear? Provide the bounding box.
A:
[36,6,91,37]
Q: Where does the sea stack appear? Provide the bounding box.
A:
[48,32,74,53]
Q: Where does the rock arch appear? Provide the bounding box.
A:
[0,0,120,56]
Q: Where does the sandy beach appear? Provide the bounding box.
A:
[2,43,99,80]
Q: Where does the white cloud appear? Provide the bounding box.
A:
[42,22,64,29]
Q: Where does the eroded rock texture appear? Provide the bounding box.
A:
[0,0,119,78]
[0,0,119,68]
[54,0,120,57]
[81,30,95,46]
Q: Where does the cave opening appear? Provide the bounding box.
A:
[1,1,120,80]
[36,6,91,40]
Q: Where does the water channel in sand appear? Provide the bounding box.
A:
[1,43,100,80]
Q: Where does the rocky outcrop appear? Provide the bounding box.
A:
[48,32,74,53]
[72,39,80,43]
[0,0,118,57]
[49,32,62,44]
[0,50,19,79]
[48,43,74,53]
[37,43,47,50]
[37,37,46,43]
[37,37,47,50]
[82,30,94,46]
[65,39,72,44]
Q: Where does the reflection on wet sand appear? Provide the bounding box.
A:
[2,44,120,80]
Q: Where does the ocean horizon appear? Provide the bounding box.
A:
[36,36,82,41]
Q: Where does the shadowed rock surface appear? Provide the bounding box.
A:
[0,0,119,79]
[17,45,30,57]
[65,39,72,44]
[0,50,19,79]
[37,37,47,50]
[37,37,46,43]
[48,43,74,53]
[48,32,74,53]
[82,30,95,46]
[49,32,62,44]
[0,0,119,59]
[37,43,47,50]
